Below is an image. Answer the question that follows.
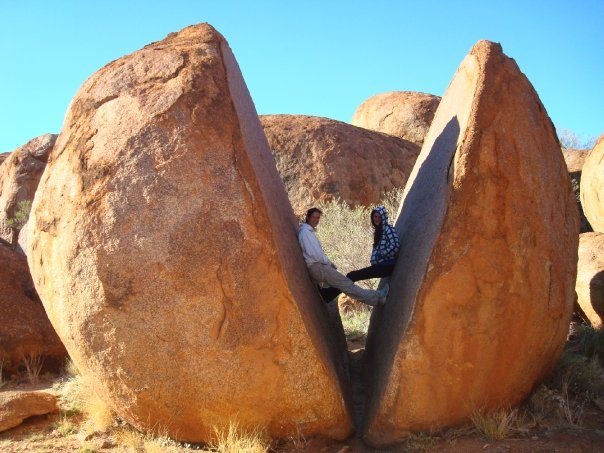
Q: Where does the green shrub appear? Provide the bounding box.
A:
[6,199,32,231]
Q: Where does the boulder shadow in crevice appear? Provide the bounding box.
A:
[360,116,461,434]
[589,270,604,322]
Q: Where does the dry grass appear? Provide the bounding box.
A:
[470,408,518,441]
[114,427,187,452]
[315,187,404,290]
[22,352,43,384]
[209,421,270,453]
[341,306,372,339]
[55,360,114,434]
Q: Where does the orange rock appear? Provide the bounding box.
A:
[0,243,67,375]
[580,135,604,233]
[0,134,56,244]
[562,148,590,174]
[260,114,419,214]
[27,23,352,442]
[576,232,604,327]
[0,387,58,432]
[562,148,593,233]
[351,91,440,146]
[362,40,579,446]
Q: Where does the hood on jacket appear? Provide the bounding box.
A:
[371,205,389,226]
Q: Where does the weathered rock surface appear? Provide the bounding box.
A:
[0,242,67,375]
[0,387,58,432]
[28,23,352,442]
[563,148,590,174]
[0,152,9,166]
[563,148,593,233]
[581,136,604,233]
[576,232,604,327]
[363,40,579,446]
[351,91,441,146]
[0,134,56,244]
[260,114,420,214]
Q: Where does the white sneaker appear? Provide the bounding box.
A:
[377,284,389,305]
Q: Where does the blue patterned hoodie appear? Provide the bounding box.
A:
[370,205,400,265]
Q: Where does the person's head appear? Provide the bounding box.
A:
[371,205,388,228]
[305,207,322,229]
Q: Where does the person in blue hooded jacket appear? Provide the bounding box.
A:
[319,205,400,303]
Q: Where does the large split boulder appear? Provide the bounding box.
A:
[260,114,420,214]
[580,135,604,233]
[27,24,352,442]
[351,91,440,147]
[576,232,604,327]
[0,243,67,375]
[362,40,579,446]
[0,134,56,245]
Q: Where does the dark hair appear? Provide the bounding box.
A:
[371,209,383,248]
[305,207,323,223]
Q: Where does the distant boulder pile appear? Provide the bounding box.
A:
[351,91,440,147]
[261,114,419,214]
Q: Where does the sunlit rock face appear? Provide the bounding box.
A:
[576,232,604,327]
[362,40,579,447]
[581,136,604,233]
[28,23,352,442]
[351,91,441,147]
[260,114,420,215]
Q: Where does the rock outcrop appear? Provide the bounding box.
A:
[0,387,58,432]
[563,148,593,233]
[260,114,420,214]
[576,232,604,327]
[362,40,579,447]
[580,136,604,233]
[351,91,440,146]
[0,134,56,244]
[27,24,352,442]
[563,148,590,174]
[0,243,67,375]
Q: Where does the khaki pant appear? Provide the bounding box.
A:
[308,262,381,306]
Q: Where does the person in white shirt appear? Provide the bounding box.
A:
[297,207,389,306]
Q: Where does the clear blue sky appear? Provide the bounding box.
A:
[1,0,603,152]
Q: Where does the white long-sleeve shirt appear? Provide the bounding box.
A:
[297,223,331,267]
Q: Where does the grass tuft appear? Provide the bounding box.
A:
[470,408,518,441]
[55,364,114,434]
[340,306,372,340]
[210,421,270,453]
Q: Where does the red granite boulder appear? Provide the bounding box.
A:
[351,91,440,146]
[363,40,579,447]
[28,23,352,442]
[261,114,420,214]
